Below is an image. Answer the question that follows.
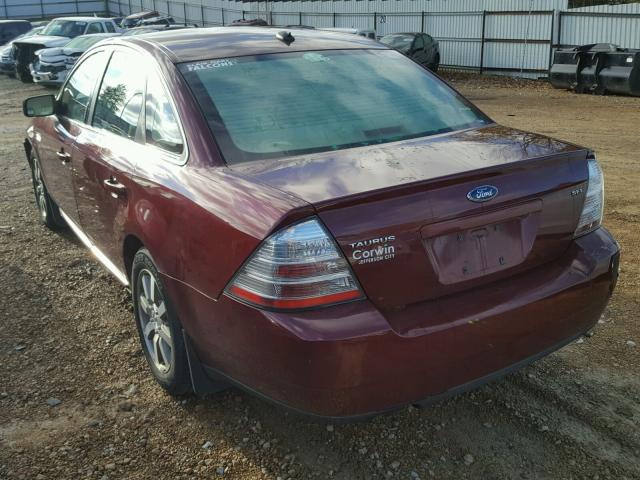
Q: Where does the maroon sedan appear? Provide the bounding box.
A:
[22,28,619,419]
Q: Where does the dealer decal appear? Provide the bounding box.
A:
[186,58,237,72]
[348,235,396,265]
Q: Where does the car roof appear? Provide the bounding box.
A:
[50,17,111,22]
[120,26,386,63]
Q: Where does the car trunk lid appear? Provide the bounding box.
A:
[231,125,590,310]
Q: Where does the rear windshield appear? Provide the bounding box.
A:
[380,35,415,53]
[180,49,488,164]
[65,35,104,49]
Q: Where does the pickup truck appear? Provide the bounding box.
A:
[12,16,120,82]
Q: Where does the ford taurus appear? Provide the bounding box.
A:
[22,28,620,419]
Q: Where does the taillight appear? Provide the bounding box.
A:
[574,157,604,238]
[225,218,364,310]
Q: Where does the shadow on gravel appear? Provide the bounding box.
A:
[0,263,56,350]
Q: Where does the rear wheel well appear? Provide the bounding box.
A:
[123,235,144,282]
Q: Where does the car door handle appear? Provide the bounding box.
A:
[103,177,127,198]
[56,150,71,163]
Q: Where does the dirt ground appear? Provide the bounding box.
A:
[0,72,639,480]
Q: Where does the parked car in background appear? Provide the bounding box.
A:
[122,24,198,36]
[319,27,376,39]
[21,28,619,419]
[0,20,32,44]
[231,19,269,26]
[0,26,44,76]
[138,15,176,27]
[121,10,160,28]
[380,32,440,72]
[12,17,120,82]
[30,33,120,87]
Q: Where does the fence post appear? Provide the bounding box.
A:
[221,7,225,26]
[128,0,132,15]
[242,10,245,20]
[40,0,45,18]
[557,11,563,50]
[75,0,79,14]
[548,10,555,71]
[479,10,487,74]
[421,11,425,33]
[373,12,377,32]
[183,1,187,23]
[299,11,302,25]
[269,9,273,25]
[333,11,336,27]
[152,0,155,12]
[104,0,108,16]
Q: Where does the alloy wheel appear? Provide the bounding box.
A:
[137,269,173,373]
[32,159,47,223]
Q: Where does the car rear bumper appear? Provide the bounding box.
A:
[164,227,619,419]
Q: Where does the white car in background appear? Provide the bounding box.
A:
[30,33,120,87]
[11,17,121,82]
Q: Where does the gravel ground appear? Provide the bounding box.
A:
[1,73,639,480]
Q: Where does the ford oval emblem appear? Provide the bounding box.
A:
[467,185,499,203]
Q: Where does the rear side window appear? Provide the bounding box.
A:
[93,51,145,140]
[86,22,104,34]
[414,35,424,50]
[105,22,115,33]
[58,52,107,123]
[145,75,183,154]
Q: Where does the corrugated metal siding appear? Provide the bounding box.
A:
[560,3,640,49]
[7,0,640,78]
[1,0,108,19]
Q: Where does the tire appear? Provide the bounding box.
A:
[16,63,32,83]
[30,154,65,230]
[132,248,192,396]
[430,55,440,73]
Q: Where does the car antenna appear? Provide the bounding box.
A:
[276,31,295,46]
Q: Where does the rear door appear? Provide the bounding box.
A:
[411,34,429,68]
[74,47,146,261]
[424,34,437,65]
[37,50,108,222]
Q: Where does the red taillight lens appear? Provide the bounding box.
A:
[225,218,364,310]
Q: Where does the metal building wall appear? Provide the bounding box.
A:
[106,0,567,77]
[559,2,640,49]
[12,0,640,77]
[0,0,108,19]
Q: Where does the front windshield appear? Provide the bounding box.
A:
[180,49,488,164]
[380,35,414,53]
[41,20,87,38]
[23,27,44,38]
[64,35,104,49]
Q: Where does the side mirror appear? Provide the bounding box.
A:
[23,95,56,117]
